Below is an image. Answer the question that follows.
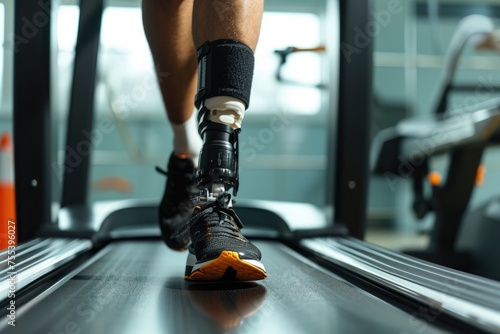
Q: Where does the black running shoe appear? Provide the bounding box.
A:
[181,193,267,281]
[157,153,198,250]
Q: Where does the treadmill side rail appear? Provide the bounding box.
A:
[301,237,500,333]
[0,238,92,301]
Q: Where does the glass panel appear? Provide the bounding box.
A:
[254,12,323,115]
[54,4,80,217]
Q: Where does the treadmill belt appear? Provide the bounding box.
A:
[6,241,447,334]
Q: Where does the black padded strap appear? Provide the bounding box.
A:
[195,39,254,109]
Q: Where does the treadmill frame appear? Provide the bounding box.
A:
[9,1,500,333]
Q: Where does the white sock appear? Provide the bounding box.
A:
[171,109,203,167]
[204,96,245,129]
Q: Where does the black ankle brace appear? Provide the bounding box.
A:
[195,39,255,110]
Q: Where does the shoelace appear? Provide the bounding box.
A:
[173,193,244,240]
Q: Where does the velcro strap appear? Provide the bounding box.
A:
[195,39,254,109]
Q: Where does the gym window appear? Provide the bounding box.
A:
[57,7,324,117]
[253,12,323,115]
[57,5,79,52]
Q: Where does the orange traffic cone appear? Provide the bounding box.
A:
[0,133,16,250]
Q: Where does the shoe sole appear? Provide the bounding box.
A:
[185,251,267,281]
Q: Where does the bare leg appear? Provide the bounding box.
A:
[142,0,196,124]
[193,0,264,50]
[142,0,264,124]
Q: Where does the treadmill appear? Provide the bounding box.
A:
[3,1,500,333]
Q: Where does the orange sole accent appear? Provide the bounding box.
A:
[186,251,267,281]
